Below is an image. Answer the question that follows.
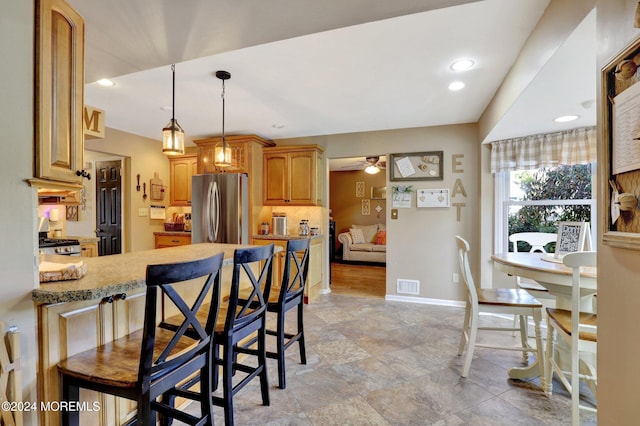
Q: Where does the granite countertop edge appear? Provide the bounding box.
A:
[252,234,323,241]
[33,244,245,305]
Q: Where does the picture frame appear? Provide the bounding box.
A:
[416,189,450,208]
[371,186,386,199]
[392,185,413,208]
[555,221,592,259]
[602,36,640,250]
[390,151,443,181]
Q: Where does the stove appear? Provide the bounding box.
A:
[39,237,81,256]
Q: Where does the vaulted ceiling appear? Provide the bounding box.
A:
[71,0,596,151]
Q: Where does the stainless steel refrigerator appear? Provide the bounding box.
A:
[191,173,249,244]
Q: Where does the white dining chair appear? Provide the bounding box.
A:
[455,236,545,383]
[544,251,597,425]
[509,232,558,296]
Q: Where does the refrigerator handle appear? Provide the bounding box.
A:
[206,180,215,242]
[212,181,220,241]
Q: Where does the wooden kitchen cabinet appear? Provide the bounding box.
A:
[194,135,275,239]
[154,233,192,248]
[169,154,198,206]
[35,0,85,185]
[37,291,147,425]
[263,145,324,206]
[80,242,98,257]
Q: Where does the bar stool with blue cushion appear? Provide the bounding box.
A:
[57,253,225,426]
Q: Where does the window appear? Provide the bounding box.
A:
[494,164,596,253]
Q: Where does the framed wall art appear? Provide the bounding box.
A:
[602,36,640,250]
[390,151,443,181]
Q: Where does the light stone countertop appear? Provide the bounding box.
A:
[252,234,323,241]
[33,243,271,304]
[51,235,100,243]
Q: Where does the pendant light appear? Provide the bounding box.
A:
[214,70,233,168]
[162,64,185,155]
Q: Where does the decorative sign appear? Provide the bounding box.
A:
[361,199,370,215]
[555,221,592,258]
[417,189,450,208]
[83,105,106,139]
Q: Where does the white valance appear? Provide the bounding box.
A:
[490,127,596,173]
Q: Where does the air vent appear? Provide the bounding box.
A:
[397,279,420,295]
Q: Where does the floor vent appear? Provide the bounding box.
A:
[397,279,420,295]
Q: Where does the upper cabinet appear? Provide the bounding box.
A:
[194,135,274,175]
[35,0,85,186]
[263,145,324,206]
[169,154,198,206]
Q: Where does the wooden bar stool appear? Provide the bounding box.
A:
[241,238,310,389]
[212,244,275,426]
[57,253,224,426]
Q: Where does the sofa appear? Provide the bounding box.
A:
[337,223,386,264]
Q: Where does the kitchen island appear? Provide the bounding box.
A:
[33,243,271,426]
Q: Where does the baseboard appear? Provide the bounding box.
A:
[332,259,386,267]
[384,294,465,307]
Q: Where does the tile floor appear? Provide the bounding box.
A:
[183,291,597,425]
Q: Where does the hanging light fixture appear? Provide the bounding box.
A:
[364,156,381,174]
[214,70,233,168]
[162,64,185,155]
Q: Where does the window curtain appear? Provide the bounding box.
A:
[490,126,596,173]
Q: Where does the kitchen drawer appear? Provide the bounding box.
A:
[154,234,192,248]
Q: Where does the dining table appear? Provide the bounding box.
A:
[490,252,597,386]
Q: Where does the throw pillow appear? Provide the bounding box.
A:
[352,224,379,243]
[375,230,387,245]
[350,228,366,244]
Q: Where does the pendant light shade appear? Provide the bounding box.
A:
[214,70,233,168]
[162,64,185,155]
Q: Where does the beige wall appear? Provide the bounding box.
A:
[595,1,640,424]
[0,1,38,424]
[330,170,387,237]
[85,128,171,252]
[278,123,479,302]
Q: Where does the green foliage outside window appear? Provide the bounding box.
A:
[508,164,592,252]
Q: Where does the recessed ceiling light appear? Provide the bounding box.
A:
[96,78,115,87]
[554,115,580,123]
[448,81,465,91]
[450,59,475,71]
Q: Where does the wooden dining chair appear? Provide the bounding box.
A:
[57,253,225,426]
[544,251,597,425]
[455,236,545,382]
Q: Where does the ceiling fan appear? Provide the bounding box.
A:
[363,156,386,174]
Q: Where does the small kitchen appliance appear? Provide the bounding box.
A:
[271,212,287,236]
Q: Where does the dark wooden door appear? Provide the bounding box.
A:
[95,160,122,256]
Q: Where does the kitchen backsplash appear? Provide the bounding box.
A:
[260,206,326,236]
[38,204,66,237]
